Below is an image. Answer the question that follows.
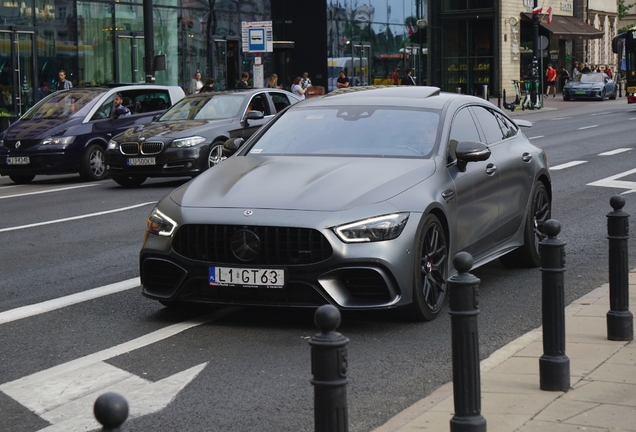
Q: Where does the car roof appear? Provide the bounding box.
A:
[299,85,487,110]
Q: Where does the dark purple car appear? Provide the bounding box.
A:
[0,85,185,184]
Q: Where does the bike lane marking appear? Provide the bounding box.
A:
[550,161,587,171]
[0,278,140,325]
[0,202,155,233]
[0,184,97,200]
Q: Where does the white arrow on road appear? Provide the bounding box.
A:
[1,308,238,431]
[587,167,636,194]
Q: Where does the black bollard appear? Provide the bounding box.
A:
[539,219,570,392]
[607,195,634,341]
[448,252,487,432]
[94,392,129,432]
[309,305,349,432]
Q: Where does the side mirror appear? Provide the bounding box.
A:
[245,110,264,121]
[455,141,491,172]
[223,137,244,156]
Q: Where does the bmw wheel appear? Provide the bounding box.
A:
[407,214,448,321]
[500,182,551,268]
[79,144,107,181]
[207,141,227,168]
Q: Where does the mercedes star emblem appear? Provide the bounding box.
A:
[230,229,261,262]
[244,210,253,216]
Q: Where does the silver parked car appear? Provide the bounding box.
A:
[139,86,552,321]
[563,72,617,101]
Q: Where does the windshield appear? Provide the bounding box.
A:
[159,94,245,121]
[22,89,104,120]
[575,73,604,83]
[249,106,439,157]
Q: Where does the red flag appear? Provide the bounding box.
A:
[547,5,553,24]
[532,6,542,14]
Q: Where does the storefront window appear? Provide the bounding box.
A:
[154,7,178,85]
[77,2,112,85]
[327,0,427,89]
[181,8,210,89]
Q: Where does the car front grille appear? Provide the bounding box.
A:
[120,141,165,155]
[172,224,333,265]
[141,141,164,155]
[5,139,40,149]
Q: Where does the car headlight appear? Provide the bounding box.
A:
[171,136,206,148]
[333,213,409,243]
[146,208,178,237]
[107,139,119,150]
[41,136,75,145]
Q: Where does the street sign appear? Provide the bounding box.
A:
[242,21,273,53]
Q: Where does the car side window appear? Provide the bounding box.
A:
[139,91,170,112]
[495,112,518,139]
[248,94,270,115]
[90,95,115,121]
[270,92,293,112]
[448,107,480,163]
[470,106,504,144]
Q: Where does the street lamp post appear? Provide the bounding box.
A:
[531,0,540,107]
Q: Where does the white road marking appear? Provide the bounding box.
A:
[590,112,612,116]
[0,308,237,431]
[0,278,140,325]
[551,117,572,120]
[0,202,155,233]
[578,125,599,130]
[630,117,636,120]
[0,184,97,200]
[528,135,544,139]
[599,148,632,156]
[587,168,636,194]
[550,161,588,171]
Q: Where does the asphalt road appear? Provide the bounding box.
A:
[2,97,636,432]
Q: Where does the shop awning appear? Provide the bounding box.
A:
[521,13,604,40]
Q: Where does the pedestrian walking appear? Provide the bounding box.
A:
[189,72,203,94]
[605,64,613,79]
[392,67,400,85]
[572,61,580,79]
[267,74,283,89]
[237,72,250,89]
[545,64,557,97]
[401,68,416,85]
[291,76,306,100]
[198,78,215,93]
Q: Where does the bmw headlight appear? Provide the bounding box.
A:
[146,208,178,237]
[41,136,75,145]
[107,139,119,150]
[171,136,206,148]
[333,213,409,243]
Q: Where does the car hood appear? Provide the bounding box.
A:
[567,82,604,89]
[174,155,437,211]
[116,119,236,141]
[5,118,81,140]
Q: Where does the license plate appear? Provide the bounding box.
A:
[575,90,586,95]
[209,266,285,288]
[127,157,155,166]
[6,156,30,165]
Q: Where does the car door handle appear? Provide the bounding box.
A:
[441,188,455,203]
[485,164,497,175]
[522,152,532,162]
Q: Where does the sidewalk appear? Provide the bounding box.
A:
[497,92,606,116]
[376,272,636,432]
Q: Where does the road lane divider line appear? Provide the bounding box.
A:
[590,112,612,116]
[528,135,544,140]
[0,202,155,233]
[0,308,238,385]
[599,148,632,156]
[0,278,141,325]
[550,161,587,171]
[0,184,98,200]
[578,125,599,130]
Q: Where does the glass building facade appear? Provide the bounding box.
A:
[0,0,429,119]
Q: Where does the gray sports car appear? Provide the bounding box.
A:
[563,72,617,101]
[140,86,552,321]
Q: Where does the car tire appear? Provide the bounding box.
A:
[610,90,617,100]
[563,94,570,101]
[500,182,551,268]
[113,175,147,187]
[600,89,606,101]
[79,144,107,181]
[207,141,227,168]
[9,175,35,184]
[406,214,448,321]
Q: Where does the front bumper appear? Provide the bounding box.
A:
[106,146,207,178]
